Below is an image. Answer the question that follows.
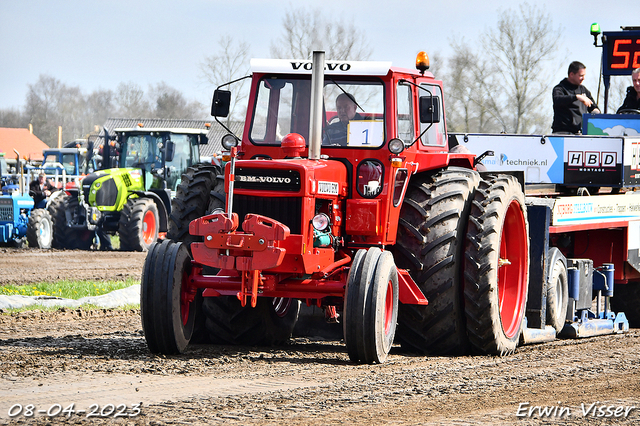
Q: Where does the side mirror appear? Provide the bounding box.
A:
[165,141,175,162]
[199,134,209,145]
[211,89,231,117]
[419,96,441,124]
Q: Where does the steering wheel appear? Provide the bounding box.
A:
[616,108,640,115]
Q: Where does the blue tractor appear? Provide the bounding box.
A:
[0,152,54,248]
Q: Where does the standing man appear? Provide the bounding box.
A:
[617,68,640,113]
[552,61,601,134]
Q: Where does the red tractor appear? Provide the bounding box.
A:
[140,52,532,363]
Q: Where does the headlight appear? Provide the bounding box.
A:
[312,213,330,231]
[221,134,239,150]
[388,138,405,154]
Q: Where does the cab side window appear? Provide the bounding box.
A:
[397,83,414,144]
[419,84,446,147]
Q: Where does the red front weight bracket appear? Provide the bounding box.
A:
[190,213,291,306]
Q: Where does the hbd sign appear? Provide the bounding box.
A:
[567,151,617,169]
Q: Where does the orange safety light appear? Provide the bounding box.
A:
[137,122,144,128]
[416,51,430,74]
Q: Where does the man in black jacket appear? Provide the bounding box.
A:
[617,68,640,113]
[552,61,600,134]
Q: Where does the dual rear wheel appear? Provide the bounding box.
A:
[396,170,530,356]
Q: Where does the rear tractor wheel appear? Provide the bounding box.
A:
[394,167,480,355]
[464,174,529,355]
[201,295,300,346]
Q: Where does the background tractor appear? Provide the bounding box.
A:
[0,152,53,249]
[49,124,211,251]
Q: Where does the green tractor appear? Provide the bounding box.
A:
[49,126,211,251]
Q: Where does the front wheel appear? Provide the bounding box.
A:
[464,174,529,355]
[27,208,53,249]
[141,240,195,354]
[119,198,159,251]
[344,248,399,364]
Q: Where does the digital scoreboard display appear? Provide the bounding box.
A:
[603,30,640,76]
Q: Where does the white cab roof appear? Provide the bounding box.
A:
[250,58,393,76]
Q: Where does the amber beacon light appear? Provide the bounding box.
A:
[416,51,430,74]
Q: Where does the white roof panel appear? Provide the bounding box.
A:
[250,58,392,76]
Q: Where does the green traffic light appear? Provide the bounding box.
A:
[590,22,601,36]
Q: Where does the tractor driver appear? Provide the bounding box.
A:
[323,93,363,146]
[29,172,54,208]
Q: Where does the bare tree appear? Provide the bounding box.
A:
[200,36,250,123]
[115,82,151,117]
[444,41,501,133]
[148,82,203,119]
[0,107,29,129]
[270,6,370,61]
[443,3,562,134]
[482,3,562,133]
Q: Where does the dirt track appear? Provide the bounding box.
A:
[0,248,639,425]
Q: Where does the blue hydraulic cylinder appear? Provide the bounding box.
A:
[567,267,580,300]
[593,263,615,297]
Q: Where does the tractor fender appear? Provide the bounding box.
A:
[130,191,169,233]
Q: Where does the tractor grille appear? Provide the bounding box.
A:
[95,179,118,207]
[233,195,302,234]
[0,205,12,222]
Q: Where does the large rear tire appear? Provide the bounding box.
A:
[464,174,529,355]
[610,282,640,327]
[141,239,195,354]
[202,296,300,346]
[118,198,159,252]
[48,194,94,250]
[394,167,479,355]
[27,208,53,249]
[168,164,224,246]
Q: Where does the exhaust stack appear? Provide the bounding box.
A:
[308,51,325,160]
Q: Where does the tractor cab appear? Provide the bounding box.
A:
[115,128,204,192]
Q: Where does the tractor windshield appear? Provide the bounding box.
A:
[120,134,164,170]
[249,76,385,148]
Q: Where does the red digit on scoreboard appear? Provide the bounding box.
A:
[612,39,631,69]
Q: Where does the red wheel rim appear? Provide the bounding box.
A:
[497,200,528,339]
[384,279,393,335]
[180,267,193,326]
[142,210,157,245]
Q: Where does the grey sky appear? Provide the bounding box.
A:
[0,0,636,111]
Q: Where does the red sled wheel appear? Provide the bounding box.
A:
[464,174,529,355]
